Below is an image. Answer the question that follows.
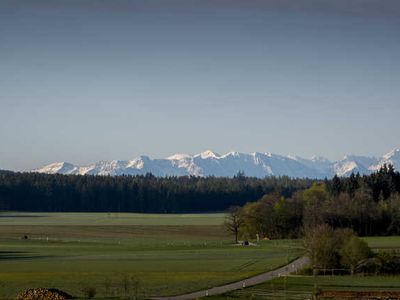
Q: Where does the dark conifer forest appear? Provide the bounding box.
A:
[0,171,312,213]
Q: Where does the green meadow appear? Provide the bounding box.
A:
[362,236,400,250]
[0,212,226,226]
[0,212,301,299]
[207,236,400,300]
[2,213,399,300]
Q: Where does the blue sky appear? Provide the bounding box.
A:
[1,0,400,171]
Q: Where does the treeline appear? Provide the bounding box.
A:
[238,165,400,238]
[0,171,313,213]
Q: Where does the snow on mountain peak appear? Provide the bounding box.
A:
[334,161,359,177]
[31,147,400,178]
[197,150,220,159]
[167,153,192,161]
[127,157,145,169]
[369,148,400,171]
[222,151,241,158]
[383,148,400,160]
[232,151,240,156]
[33,162,77,175]
[252,152,267,158]
[311,155,330,163]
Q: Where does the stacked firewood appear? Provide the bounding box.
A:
[16,288,72,300]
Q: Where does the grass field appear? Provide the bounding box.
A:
[207,237,400,300]
[363,236,400,250]
[2,213,399,300]
[0,212,226,226]
[0,212,301,299]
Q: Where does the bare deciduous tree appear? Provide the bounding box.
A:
[224,206,244,243]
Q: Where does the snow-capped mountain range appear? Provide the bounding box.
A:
[32,148,400,179]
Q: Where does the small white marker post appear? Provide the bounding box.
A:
[205,290,209,297]
[242,281,246,288]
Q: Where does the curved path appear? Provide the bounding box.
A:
[152,256,309,300]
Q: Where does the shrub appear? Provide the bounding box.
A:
[379,253,400,274]
[303,224,372,273]
[340,236,372,274]
[81,287,96,299]
[355,257,382,275]
[297,265,314,275]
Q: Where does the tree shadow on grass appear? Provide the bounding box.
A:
[0,251,51,261]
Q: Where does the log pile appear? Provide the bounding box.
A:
[16,288,72,300]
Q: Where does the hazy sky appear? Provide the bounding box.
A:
[1,0,400,171]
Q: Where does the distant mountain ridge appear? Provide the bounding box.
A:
[32,148,400,179]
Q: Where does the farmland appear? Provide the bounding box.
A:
[207,236,400,300]
[2,212,400,300]
[0,212,301,299]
